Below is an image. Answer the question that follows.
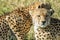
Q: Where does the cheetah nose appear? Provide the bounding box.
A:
[42,21,46,25]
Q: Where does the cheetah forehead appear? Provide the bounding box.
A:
[28,1,42,10]
[27,1,51,11]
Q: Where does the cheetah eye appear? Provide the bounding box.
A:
[38,5,40,8]
[37,15,40,17]
[46,15,49,17]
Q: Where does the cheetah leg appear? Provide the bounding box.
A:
[9,27,24,40]
[10,30,24,40]
[15,33,24,40]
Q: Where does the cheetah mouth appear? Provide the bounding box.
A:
[37,23,49,28]
[39,21,50,28]
[39,25,47,28]
[39,23,50,28]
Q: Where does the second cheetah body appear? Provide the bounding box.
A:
[34,18,60,40]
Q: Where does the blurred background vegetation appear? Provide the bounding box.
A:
[0,0,60,40]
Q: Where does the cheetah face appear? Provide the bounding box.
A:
[29,2,54,28]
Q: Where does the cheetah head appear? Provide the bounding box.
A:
[29,2,54,28]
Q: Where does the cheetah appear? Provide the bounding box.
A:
[29,1,60,40]
[0,7,32,40]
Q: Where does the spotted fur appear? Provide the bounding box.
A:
[35,18,60,40]
[0,8,32,40]
[28,1,60,40]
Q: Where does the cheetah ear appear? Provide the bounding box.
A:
[50,9,54,16]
